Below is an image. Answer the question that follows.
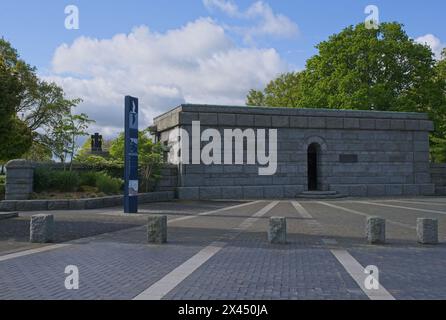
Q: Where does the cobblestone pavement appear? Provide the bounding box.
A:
[0,197,446,300]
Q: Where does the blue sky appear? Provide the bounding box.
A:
[1,0,445,136]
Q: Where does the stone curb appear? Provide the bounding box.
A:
[0,212,19,220]
[0,191,175,212]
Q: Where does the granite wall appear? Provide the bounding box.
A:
[154,104,435,199]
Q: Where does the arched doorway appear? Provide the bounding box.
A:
[307,143,320,191]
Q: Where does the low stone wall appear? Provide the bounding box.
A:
[4,160,35,200]
[0,191,175,212]
[431,163,446,195]
[5,159,177,200]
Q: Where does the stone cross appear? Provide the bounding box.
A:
[91,133,103,152]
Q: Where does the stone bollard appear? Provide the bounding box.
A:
[30,214,54,243]
[268,217,287,244]
[366,217,386,244]
[147,215,167,244]
[417,218,438,245]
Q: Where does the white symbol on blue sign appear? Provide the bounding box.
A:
[129,138,138,156]
[129,101,138,129]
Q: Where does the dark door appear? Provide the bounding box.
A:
[307,144,318,191]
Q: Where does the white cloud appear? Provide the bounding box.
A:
[415,34,445,60]
[203,0,299,41]
[45,18,288,138]
[203,0,240,17]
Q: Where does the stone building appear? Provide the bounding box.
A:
[153,104,435,199]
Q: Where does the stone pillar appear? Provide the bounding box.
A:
[30,214,54,243]
[417,218,438,244]
[366,217,386,244]
[268,217,287,244]
[5,160,35,200]
[147,215,167,244]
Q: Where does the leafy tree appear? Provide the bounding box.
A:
[41,108,94,169]
[298,22,442,114]
[247,22,445,115]
[430,49,446,162]
[0,39,77,132]
[0,47,33,162]
[109,130,164,192]
[1,39,83,164]
[22,141,53,162]
[247,72,303,108]
[75,137,112,162]
[246,22,446,162]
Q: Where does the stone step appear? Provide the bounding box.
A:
[0,212,18,220]
[297,191,347,199]
[301,191,338,196]
[435,186,446,196]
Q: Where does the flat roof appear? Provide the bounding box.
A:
[154,103,429,122]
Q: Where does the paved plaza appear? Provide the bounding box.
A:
[1,197,446,300]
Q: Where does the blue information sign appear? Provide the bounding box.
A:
[124,96,139,213]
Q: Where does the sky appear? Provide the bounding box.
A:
[1,0,445,138]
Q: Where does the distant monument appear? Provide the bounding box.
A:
[91,133,103,152]
[89,133,109,158]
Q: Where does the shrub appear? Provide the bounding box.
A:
[79,171,98,187]
[34,167,80,192]
[52,171,80,192]
[0,175,5,184]
[34,167,55,193]
[75,156,124,178]
[34,167,122,195]
[0,183,4,200]
[95,173,123,195]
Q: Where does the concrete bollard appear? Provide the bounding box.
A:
[366,217,386,244]
[417,218,438,245]
[30,214,54,243]
[147,215,167,244]
[268,217,287,244]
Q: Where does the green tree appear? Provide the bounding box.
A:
[1,39,83,163]
[246,72,303,108]
[109,130,164,192]
[41,108,94,169]
[22,141,53,162]
[75,137,112,162]
[430,49,446,162]
[0,39,76,131]
[246,22,446,162]
[298,22,442,113]
[0,45,33,162]
[248,23,444,114]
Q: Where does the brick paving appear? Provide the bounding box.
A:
[0,197,446,300]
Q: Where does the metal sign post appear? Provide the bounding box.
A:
[124,96,139,213]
